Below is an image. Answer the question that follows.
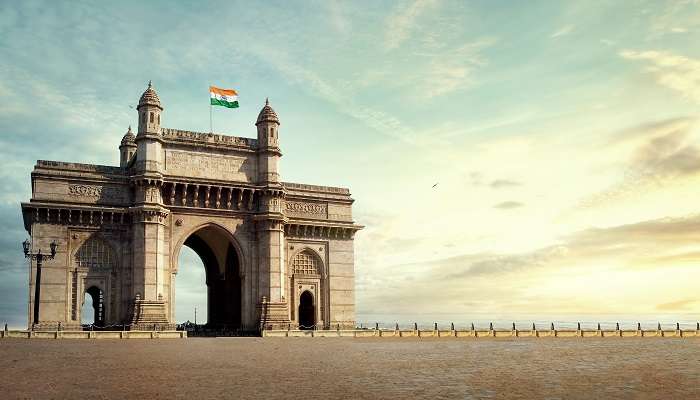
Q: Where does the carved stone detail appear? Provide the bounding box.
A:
[68,184,124,202]
[69,185,102,197]
[131,208,169,224]
[286,201,326,214]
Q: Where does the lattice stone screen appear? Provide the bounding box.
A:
[292,251,318,275]
[75,236,116,270]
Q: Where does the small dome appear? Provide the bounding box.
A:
[138,80,162,109]
[120,125,136,146]
[255,98,279,125]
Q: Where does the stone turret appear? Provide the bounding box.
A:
[119,126,137,167]
[134,81,164,175]
[256,98,281,184]
[137,80,162,136]
[130,82,170,328]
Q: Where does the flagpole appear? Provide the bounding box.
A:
[210,101,213,133]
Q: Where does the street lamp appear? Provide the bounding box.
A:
[23,239,57,329]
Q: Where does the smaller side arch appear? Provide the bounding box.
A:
[83,285,105,326]
[298,290,315,329]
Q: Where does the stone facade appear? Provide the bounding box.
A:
[20,83,362,331]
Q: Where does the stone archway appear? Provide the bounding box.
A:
[175,224,243,329]
[298,290,315,329]
[84,286,104,326]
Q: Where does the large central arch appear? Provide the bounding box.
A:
[174,224,243,328]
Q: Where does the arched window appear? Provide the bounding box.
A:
[292,250,319,275]
[157,114,160,124]
[150,112,154,123]
[141,112,145,123]
[75,236,116,270]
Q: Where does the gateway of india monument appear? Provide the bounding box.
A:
[20,82,362,331]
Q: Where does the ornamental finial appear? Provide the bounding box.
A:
[266,97,269,106]
[148,80,152,89]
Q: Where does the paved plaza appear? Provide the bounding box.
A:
[1,337,698,399]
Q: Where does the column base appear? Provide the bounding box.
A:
[257,299,291,331]
[31,322,83,331]
[130,299,175,330]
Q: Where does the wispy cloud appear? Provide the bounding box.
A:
[422,38,494,98]
[656,298,698,311]
[490,179,521,189]
[326,0,349,34]
[248,46,418,144]
[647,0,700,37]
[385,0,438,50]
[550,24,575,38]
[358,214,700,315]
[576,117,700,210]
[621,50,700,104]
[494,201,524,210]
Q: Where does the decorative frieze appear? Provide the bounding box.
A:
[69,185,102,197]
[285,201,327,218]
[68,184,126,202]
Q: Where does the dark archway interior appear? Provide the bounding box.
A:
[298,290,315,329]
[85,286,104,326]
[183,228,241,329]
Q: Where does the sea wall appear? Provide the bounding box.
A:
[0,330,187,339]
[263,328,700,338]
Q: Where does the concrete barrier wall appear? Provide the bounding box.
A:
[0,330,187,339]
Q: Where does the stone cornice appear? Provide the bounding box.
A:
[33,161,126,180]
[161,128,257,151]
[284,221,363,240]
[134,132,164,143]
[129,205,169,224]
[21,202,132,232]
[256,146,282,157]
[282,182,350,195]
[285,193,354,205]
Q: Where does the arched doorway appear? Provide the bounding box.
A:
[82,286,104,326]
[74,235,115,326]
[175,246,207,325]
[298,291,315,329]
[175,225,242,329]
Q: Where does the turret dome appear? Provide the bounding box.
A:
[138,80,162,109]
[120,126,136,146]
[255,98,279,125]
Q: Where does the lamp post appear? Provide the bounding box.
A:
[23,239,57,329]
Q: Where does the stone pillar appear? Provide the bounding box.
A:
[130,204,171,330]
[254,217,290,330]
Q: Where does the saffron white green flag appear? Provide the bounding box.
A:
[210,86,239,108]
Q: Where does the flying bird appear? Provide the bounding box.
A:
[432,183,439,188]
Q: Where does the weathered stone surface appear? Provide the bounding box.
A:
[20,83,363,330]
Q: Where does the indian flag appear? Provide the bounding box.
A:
[210,86,239,108]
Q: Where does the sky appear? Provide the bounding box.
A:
[1,0,700,328]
